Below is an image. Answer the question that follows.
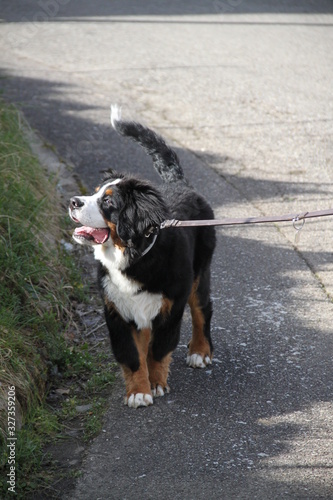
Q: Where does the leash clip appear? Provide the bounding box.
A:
[293,212,307,245]
[160,219,179,229]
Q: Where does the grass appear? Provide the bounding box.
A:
[0,99,115,498]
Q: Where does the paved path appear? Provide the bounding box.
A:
[1,1,333,498]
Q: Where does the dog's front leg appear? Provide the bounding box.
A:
[148,351,172,397]
[121,328,153,408]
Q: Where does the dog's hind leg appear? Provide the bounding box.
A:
[149,304,184,396]
[187,272,214,368]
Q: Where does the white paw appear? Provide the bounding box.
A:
[124,393,153,408]
[187,354,212,368]
[152,385,170,397]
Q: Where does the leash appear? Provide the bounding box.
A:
[160,208,333,230]
[139,207,333,257]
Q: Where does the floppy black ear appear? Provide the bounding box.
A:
[117,183,168,245]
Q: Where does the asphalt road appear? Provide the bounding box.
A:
[1,1,333,498]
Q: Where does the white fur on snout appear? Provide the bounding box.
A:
[71,192,107,228]
[71,180,122,228]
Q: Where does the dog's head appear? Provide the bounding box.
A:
[69,172,169,260]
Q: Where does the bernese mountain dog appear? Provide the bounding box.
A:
[69,107,216,408]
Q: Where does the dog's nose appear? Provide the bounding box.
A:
[70,197,85,209]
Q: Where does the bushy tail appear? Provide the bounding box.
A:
[111,105,184,183]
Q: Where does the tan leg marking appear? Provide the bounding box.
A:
[121,328,153,408]
[187,279,212,368]
[148,352,172,397]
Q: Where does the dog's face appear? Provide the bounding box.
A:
[69,173,168,259]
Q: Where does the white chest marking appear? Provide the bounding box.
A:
[102,272,163,329]
[93,245,162,330]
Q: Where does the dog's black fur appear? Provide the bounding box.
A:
[69,111,216,407]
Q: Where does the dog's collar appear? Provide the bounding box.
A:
[114,223,159,258]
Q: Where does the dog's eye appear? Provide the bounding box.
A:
[103,196,115,209]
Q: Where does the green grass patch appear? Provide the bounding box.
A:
[0,100,114,498]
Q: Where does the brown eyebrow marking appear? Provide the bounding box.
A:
[95,186,100,193]
[105,189,113,196]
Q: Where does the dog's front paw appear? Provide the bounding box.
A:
[151,384,170,398]
[124,393,153,408]
[187,353,212,368]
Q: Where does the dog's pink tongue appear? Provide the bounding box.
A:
[74,226,109,244]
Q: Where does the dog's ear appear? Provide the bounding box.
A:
[117,184,167,245]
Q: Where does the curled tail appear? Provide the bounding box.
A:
[111,105,184,183]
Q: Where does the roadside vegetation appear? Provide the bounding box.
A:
[0,100,115,499]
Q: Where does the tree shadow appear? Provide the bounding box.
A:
[1,70,330,208]
[0,70,165,188]
[194,149,333,204]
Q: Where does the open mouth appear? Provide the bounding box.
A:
[73,226,110,244]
